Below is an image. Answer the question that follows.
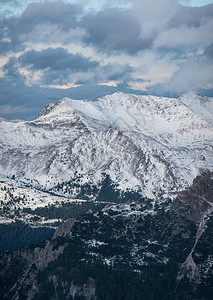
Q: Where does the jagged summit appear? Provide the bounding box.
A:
[179,91,213,124]
[37,92,138,121]
[35,92,213,133]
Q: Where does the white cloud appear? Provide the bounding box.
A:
[131,0,180,39]
[154,18,213,49]
[150,56,213,94]
[179,0,213,7]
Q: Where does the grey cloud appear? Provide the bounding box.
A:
[146,84,181,98]
[17,48,99,86]
[0,17,23,53]
[40,69,73,86]
[1,2,151,55]
[0,1,82,53]
[108,69,132,81]
[147,55,213,96]
[72,62,134,87]
[18,1,81,30]
[74,63,133,85]
[131,0,213,53]
[0,0,31,7]
[0,40,19,54]
[4,48,135,87]
[81,8,151,54]
[20,25,86,45]
[168,4,213,28]
[1,0,213,56]
[131,78,151,83]
[74,79,91,85]
[153,19,213,50]
[165,57,213,92]
[131,0,180,38]
[101,63,133,81]
[204,43,213,59]
[19,48,98,72]
[3,57,20,79]
[16,2,82,46]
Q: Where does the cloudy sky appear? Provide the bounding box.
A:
[0,0,213,120]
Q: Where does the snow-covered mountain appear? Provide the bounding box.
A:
[0,91,212,199]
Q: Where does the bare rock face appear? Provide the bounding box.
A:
[54,218,77,238]
[171,171,213,222]
[69,277,96,300]
[189,170,213,202]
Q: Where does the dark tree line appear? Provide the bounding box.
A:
[0,221,54,254]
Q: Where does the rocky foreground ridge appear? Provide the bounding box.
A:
[0,171,213,300]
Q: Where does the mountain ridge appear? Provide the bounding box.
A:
[35,91,213,131]
[0,91,212,199]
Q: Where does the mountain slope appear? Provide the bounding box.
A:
[0,92,212,199]
[0,171,213,300]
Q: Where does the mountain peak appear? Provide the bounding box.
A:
[36,92,141,121]
[179,91,213,124]
[36,102,55,118]
[34,92,213,132]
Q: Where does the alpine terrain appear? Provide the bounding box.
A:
[0,91,212,198]
[0,91,213,299]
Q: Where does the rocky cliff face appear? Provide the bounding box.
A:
[0,171,212,300]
